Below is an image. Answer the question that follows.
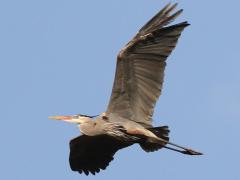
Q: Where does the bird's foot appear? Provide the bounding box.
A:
[182,148,203,155]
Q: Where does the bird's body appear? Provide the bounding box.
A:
[67,113,171,175]
[50,3,202,175]
[79,113,162,142]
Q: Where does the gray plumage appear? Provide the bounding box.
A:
[106,4,188,127]
[50,3,202,176]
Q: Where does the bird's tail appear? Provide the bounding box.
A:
[140,126,170,152]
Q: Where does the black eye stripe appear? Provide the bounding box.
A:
[76,114,98,118]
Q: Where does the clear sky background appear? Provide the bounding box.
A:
[0,0,240,179]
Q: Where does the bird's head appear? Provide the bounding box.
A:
[49,114,95,124]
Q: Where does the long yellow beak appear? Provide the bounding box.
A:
[48,115,72,120]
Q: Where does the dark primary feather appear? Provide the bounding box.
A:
[138,3,181,35]
[69,135,131,175]
[107,3,189,127]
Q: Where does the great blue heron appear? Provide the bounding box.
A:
[49,3,202,175]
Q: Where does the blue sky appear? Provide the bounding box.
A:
[0,0,240,179]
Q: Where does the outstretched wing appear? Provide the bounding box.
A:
[106,3,189,127]
[69,135,131,175]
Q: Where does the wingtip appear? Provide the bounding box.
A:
[183,21,191,27]
[170,2,179,10]
[177,21,190,27]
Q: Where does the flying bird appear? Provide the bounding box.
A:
[50,3,202,175]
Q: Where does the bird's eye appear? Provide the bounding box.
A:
[73,115,79,119]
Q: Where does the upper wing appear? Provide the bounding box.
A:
[69,135,130,175]
[106,3,189,127]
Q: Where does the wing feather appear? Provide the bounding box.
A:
[69,135,130,175]
[106,4,189,127]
